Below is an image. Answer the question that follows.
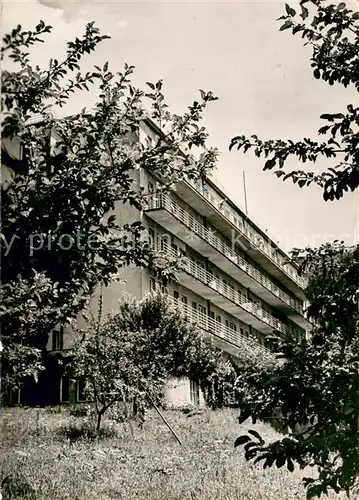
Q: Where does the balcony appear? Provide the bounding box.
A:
[165,295,275,366]
[154,241,300,339]
[175,178,307,298]
[145,194,310,329]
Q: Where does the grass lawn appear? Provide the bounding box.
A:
[0,406,343,500]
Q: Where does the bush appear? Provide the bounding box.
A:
[57,421,117,442]
[68,404,92,418]
[45,405,63,414]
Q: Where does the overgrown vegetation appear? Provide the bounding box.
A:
[0,406,348,500]
[1,21,219,391]
[72,293,235,431]
[234,242,359,499]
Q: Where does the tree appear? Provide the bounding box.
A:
[0,22,219,391]
[229,0,359,201]
[72,293,235,431]
[233,242,359,499]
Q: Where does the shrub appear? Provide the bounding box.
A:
[68,404,92,418]
[57,421,117,442]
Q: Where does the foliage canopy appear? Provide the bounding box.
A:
[1,21,218,390]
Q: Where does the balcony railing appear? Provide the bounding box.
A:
[185,179,306,289]
[164,295,275,364]
[155,241,299,339]
[147,193,304,316]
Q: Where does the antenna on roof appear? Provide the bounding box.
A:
[243,171,248,215]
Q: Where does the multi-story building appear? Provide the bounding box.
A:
[2,117,310,407]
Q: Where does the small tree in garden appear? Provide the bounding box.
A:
[1,21,219,391]
[234,242,359,499]
[230,0,359,201]
[72,293,235,431]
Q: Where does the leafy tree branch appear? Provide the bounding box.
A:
[230,0,359,200]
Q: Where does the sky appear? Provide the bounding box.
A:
[2,0,358,252]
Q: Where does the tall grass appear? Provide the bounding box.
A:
[0,407,343,500]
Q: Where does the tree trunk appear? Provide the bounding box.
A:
[96,408,104,432]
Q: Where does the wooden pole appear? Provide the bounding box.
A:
[147,393,183,446]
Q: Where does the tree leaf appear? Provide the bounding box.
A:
[276,455,286,468]
[234,435,251,447]
[279,20,293,31]
[285,4,296,16]
[248,429,264,443]
[287,458,294,472]
[146,82,155,90]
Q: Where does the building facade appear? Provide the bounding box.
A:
[2,118,310,407]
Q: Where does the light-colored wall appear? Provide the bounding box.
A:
[2,136,22,159]
[164,377,206,408]
[1,164,14,186]
[165,377,191,406]
[1,137,22,187]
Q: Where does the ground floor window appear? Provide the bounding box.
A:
[190,379,200,406]
[9,388,21,406]
[60,375,70,403]
[76,378,88,402]
[52,326,64,351]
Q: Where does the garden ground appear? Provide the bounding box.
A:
[0,406,343,500]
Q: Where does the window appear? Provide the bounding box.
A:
[148,181,154,193]
[230,322,237,332]
[181,295,188,306]
[77,378,87,402]
[160,236,167,252]
[60,375,70,403]
[148,228,155,247]
[174,290,179,301]
[190,379,200,406]
[52,326,64,351]
[9,388,21,405]
[172,243,182,257]
[197,304,207,327]
[209,311,215,331]
[215,315,222,334]
[208,270,216,289]
[192,301,199,323]
[198,304,206,315]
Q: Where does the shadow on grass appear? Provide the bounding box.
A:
[1,473,36,500]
